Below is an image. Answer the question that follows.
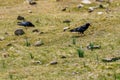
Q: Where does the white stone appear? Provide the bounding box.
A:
[81,0,91,4]
[97,12,103,15]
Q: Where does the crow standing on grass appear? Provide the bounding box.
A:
[70,23,90,34]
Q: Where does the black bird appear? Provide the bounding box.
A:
[17,16,25,20]
[70,23,90,34]
[17,21,35,27]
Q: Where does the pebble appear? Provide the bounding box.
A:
[61,55,66,58]
[102,57,120,62]
[88,7,94,13]
[32,29,39,33]
[63,20,71,23]
[6,43,12,46]
[14,29,25,36]
[50,61,58,65]
[28,10,32,13]
[63,27,70,32]
[31,60,42,65]
[97,12,103,15]
[2,53,9,58]
[77,4,84,8]
[0,36,5,41]
[87,45,101,50]
[81,0,91,4]
[34,40,43,46]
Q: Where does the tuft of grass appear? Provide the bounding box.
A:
[9,74,13,80]
[1,59,6,68]
[29,53,34,59]
[77,48,84,58]
[89,42,94,51]
[72,37,76,45]
[24,37,31,47]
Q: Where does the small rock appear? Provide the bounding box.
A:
[6,43,12,46]
[34,40,43,46]
[97,12,103,15]
[102,57,120,62]
[63,27,70,32]
[77,4,84,8]
[56,0,60,2]
[81,0,91,4]
[50,61,58,65]
[39,32,44,34]
[5,32,9,35]
[14,29,25,36]
[29,2,37,5]
[17,15,25,20]
[72,72,79,75]
[61,7,68,11]
[87,45,101,50]
[99,4,104,8]
[88,7,94,13]
[96,0,104,2]
[31,60,42,65]
[0,36,5,41]
[28,10,32,13]
[2,53,9,58]
[61,55,66,58]
[32,29,39,33]
[63,20,71,23]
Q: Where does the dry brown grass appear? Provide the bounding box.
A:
[0,0,120,80]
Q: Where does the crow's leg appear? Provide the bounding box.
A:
[25,26,28,30]
[78,32,81,36]
[81,32,84,36]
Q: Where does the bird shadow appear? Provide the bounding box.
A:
[71,35,81,38]
[71,35,85,38]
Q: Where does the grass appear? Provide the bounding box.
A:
[0,0,120,80]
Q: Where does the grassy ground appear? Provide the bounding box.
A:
[0,0,120,80]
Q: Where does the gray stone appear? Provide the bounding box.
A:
[34,40,43,46]
[81,0,91,4]
[32,29,39,33]
[32,60,42,65]
[102,57,120,62]
[77,4,84,8]
[14,29,25,36]
[0,36,5,41]
[61,55,66,58]
[6,43,12,46]
[50,61,58,65]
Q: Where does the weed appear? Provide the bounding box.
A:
[89,42,94,51]
[1,59,6,68]
[72,37,76,45]
[29,53,34,59]
[77,48,84,58]
[9,74,13,80]
[25,37,31,47]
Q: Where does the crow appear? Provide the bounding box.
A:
[70,23,90,34]
[17,21,35,27]
[17,16,25,20]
